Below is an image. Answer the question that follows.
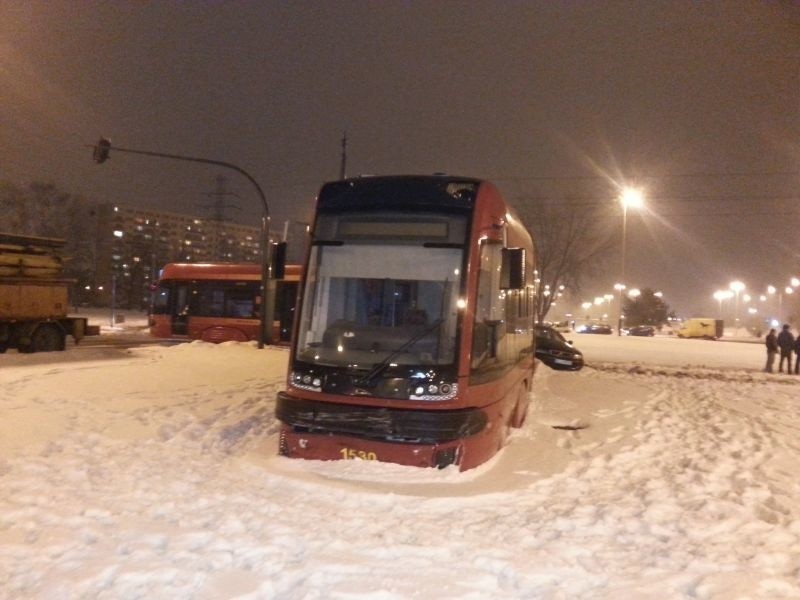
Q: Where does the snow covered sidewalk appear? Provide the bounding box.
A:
[1,341,799,598]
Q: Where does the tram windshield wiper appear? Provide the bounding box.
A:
[356,318,444,386]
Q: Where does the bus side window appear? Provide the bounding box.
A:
[152,285,171,314]
[226,284,259,318]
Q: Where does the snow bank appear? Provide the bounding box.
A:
[1,339,799,599]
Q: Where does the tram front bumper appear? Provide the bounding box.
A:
[275,392,488,469]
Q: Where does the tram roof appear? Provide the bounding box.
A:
[317,175,487,212]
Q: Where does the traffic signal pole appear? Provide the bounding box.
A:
[91,138,274,348]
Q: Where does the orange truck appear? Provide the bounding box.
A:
[0,232,97,353]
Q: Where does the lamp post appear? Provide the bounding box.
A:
[91,138,274,347]
[766,285,777,322]
[614,282,626,333]
[618,187,644,335]
[713,289,734,320]
[581,301,592,321]
[729,280,745,335]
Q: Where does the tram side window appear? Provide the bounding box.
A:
[471,241,507,375]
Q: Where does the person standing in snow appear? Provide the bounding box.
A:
[794,334,800,375]
[765,328,778,373]
[777,324,795,373]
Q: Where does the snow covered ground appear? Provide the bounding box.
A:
[2,320,800,599]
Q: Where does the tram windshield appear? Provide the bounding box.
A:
[295,242,463,368]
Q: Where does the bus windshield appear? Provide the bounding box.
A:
[295,242,463,369]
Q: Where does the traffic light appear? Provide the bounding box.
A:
[93,137,111,163]
[271,241,287,279]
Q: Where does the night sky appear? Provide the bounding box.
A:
[2,2,798,315]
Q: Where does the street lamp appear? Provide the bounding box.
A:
[729,280,745,335]
[581,301,592,320]
[617,187,644,335]
[713,289,732,319]
[614,282,626,334]
[767,285,777,320]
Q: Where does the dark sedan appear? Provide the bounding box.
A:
[576,323,613,335]
[535,325,584,371]
[623,325,655,337]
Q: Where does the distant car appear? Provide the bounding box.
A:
[535,324,584,371]
[623,325,655,337]
[576,323,613,335]
[552,320,573,333]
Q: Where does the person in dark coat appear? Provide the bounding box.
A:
[765,328,778,373]
[794,334,800,375]
[777,324,795,373]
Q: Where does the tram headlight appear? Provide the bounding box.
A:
[290,370,323,392]
[409,381,458,401]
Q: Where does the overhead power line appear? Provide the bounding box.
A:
[517,194,800,205]
[495,170,800,182]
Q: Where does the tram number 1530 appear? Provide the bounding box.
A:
[340,448,378,461]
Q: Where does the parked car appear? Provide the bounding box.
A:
[552,320,573,333]
[535,324,584,371]
[623,325,655,337]
[576,323,613,335]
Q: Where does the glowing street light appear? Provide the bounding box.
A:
[620,187,644,210]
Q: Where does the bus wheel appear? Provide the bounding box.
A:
[31,325,65,352]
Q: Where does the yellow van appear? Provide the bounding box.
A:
[677,318,723,340]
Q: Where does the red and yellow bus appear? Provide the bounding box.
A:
[149,262,301,344]
[276,175,537,470]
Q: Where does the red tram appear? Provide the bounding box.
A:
[277,175,537,470]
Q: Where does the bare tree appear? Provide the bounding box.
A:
[517,196,617,323]
[0,180,98,296]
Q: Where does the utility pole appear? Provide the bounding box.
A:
[339,131,347,180]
